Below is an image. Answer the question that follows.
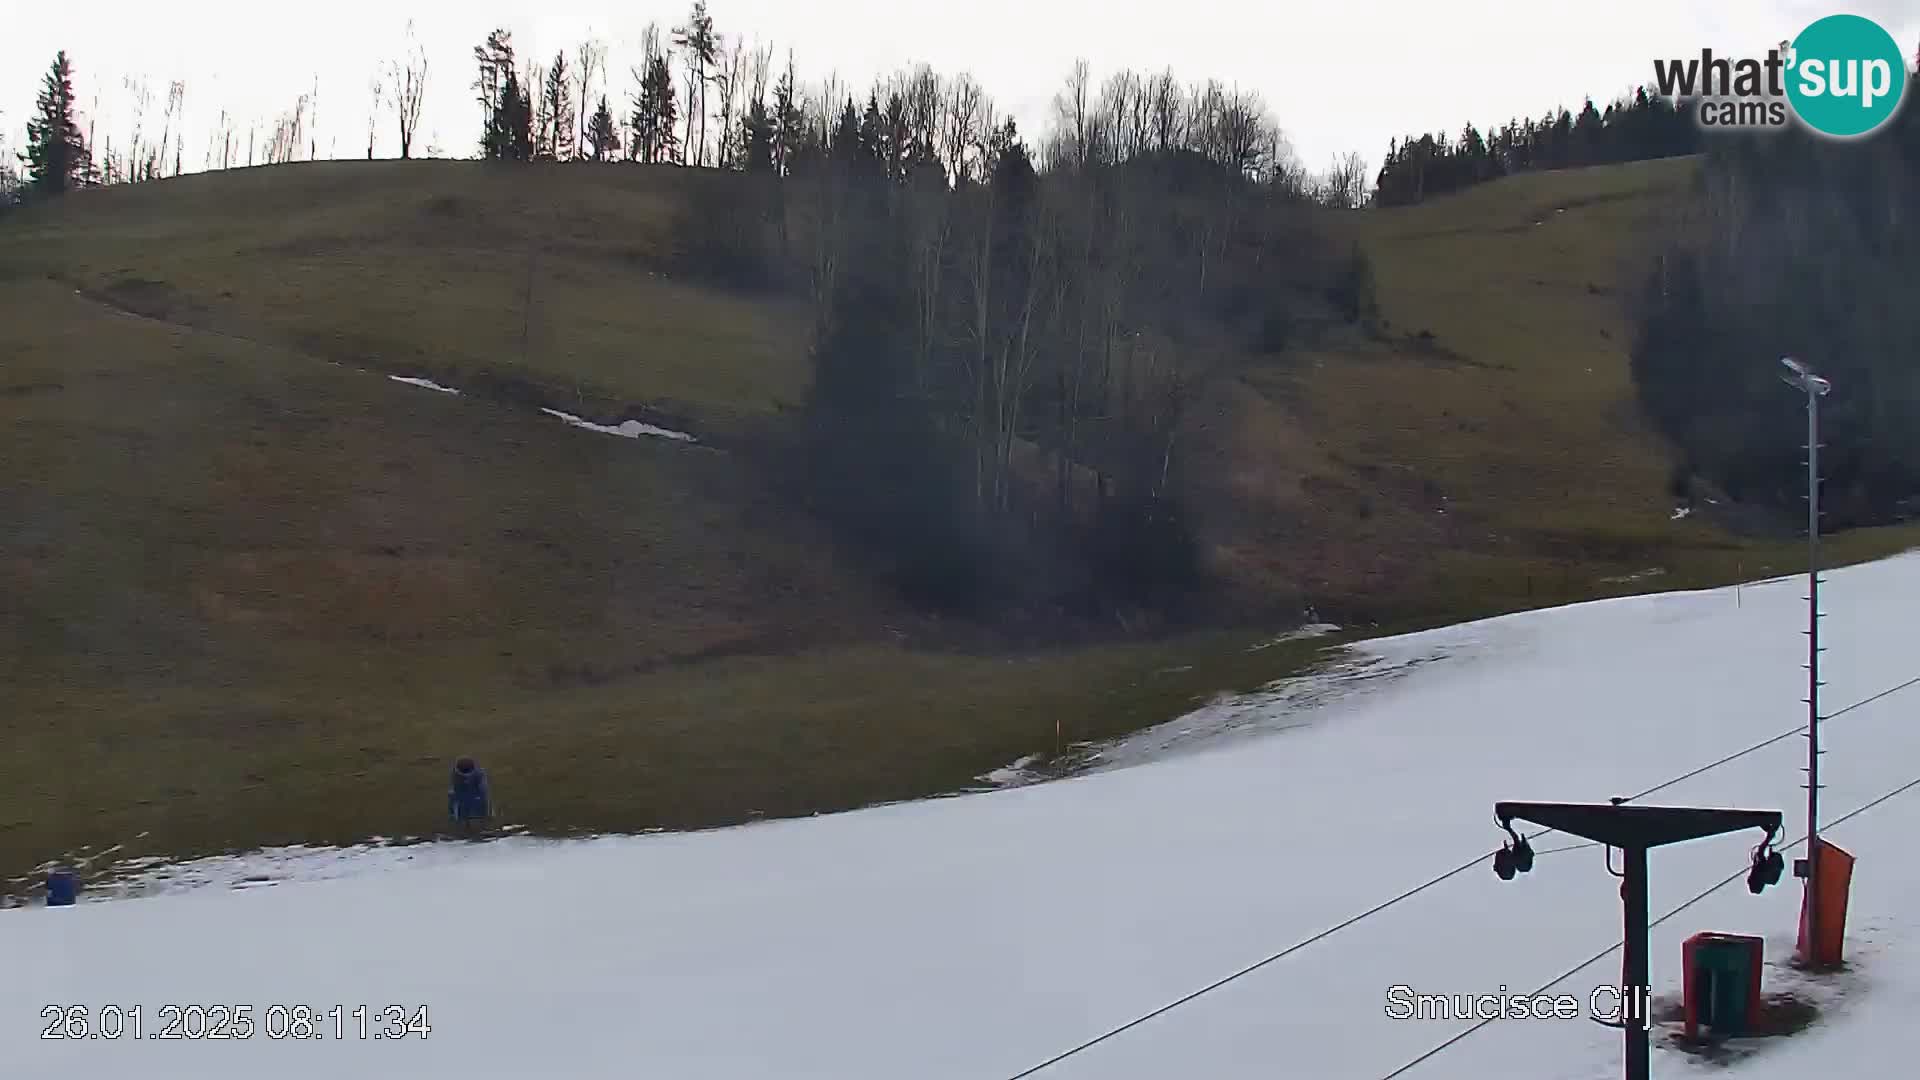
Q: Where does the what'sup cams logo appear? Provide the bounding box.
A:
[1653,14,1910,138]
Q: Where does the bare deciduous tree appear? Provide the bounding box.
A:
[1097,70,1144,163]
[366,70,385,158]
[1320,151,1369,208]
[1146,68,1183,153]
[1212,87,1274,179]
[268,93,310,165]
[123,76,152,181]
[711,38,743,168]
[937,73,983,186]
[1047,59,1099,171]
[747,44,773,115]
[158,80,185,177]
[574,36,606,160]
[901,64,939,168]
[389,20,429,159]
[803,73,846,150]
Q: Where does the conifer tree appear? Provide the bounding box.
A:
[474,30,516,157]
[741,98,775,172]
[631,52,679,163]
[23,51,90,196]
[488,67,534,161]
[540,53,574,161]
[587,96,621,161]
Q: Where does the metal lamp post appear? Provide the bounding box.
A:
[1779,357,1830,965]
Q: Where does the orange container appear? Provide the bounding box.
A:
[1796,839,1855,968]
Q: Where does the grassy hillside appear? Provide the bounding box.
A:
[0,165,1330,895]
[1,160,812,437]
[2,157,1913,896]
[1205,157,1919,620]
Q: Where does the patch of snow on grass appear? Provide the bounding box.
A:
[1601,566,1668,585]
[539,406,696,443]
[977,754,1044,788]
[1253,622,1342,649]
[18,829,540,905]
[1091,641,1449,770]
[388,375,461,395]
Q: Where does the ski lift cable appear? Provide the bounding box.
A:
[995,672,1920,1080]
[1375,770,1920,1080]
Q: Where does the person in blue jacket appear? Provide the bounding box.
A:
[46,867,78,906]
[448,757,491,830]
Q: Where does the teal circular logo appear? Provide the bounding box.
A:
[1786,14,1909,138]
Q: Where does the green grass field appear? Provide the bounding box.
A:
[1214,157,1920,621]
[0,160,814,436]
[0,263,1329,893]
[3,157,1913,897]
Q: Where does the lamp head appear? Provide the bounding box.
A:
[1780,357,1831,396]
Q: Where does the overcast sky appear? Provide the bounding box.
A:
[4,2,1916,177]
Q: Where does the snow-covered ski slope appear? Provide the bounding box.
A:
[8,552,1920,1079]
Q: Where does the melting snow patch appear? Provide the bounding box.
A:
[82,831,545,901]
[1090,643,1449,769]
[389,375,461,394]
[976,754,1043,788]
[540,407,696,443]
[1601,567,1668,586]
[1252,623,1342,650]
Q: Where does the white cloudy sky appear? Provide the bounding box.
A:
[3,1,1916,175]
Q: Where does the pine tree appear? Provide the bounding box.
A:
[474,30,516,157]
[1459,123,1488,182]
[831,99,861,162]
[540,53,573,161]
[630,52,679,163]
[1572,98,1603,166]
[771,59,804,176]
[672,1,717,165]
[741,98,775,172]
[515,75,536,161]
[23,51,90,196]
[488,67,534,161]
[587,96,620,161]
[859,93,886,165]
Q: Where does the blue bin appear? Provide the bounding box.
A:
[46,869,78,907]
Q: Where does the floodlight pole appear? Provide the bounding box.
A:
[1803,374,1822,959]
[1780,357,1828,966]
